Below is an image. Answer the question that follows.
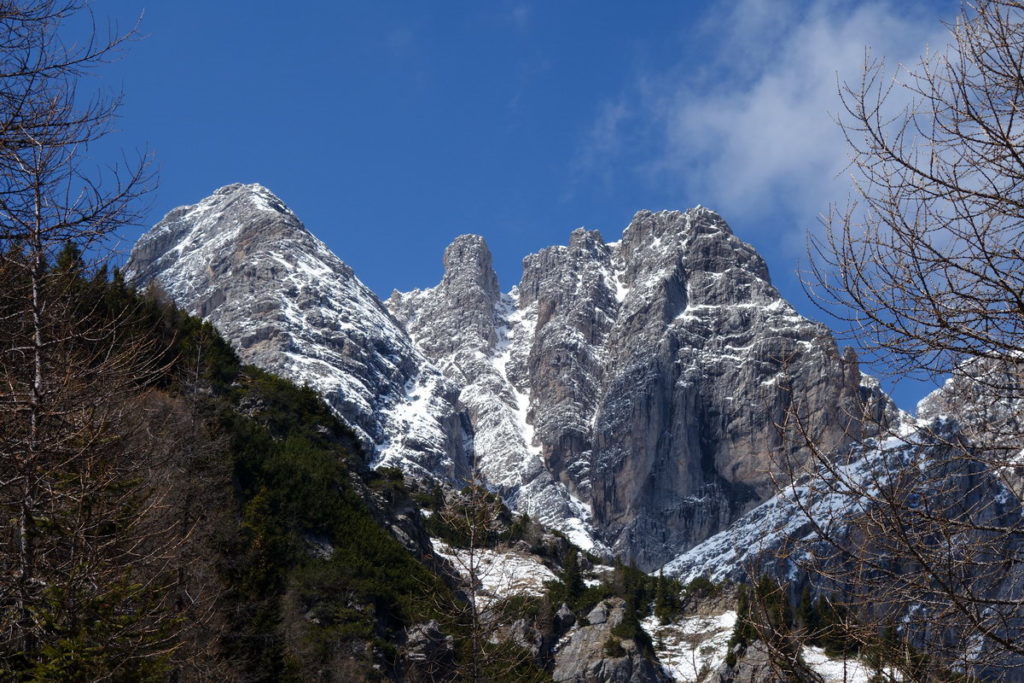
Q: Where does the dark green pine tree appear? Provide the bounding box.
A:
[562,548,585,603]
[726,583,756,667]
[654,569,676,624]
[54,241,84,274]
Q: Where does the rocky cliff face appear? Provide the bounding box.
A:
[387,235,602,550]
[662,417,1024,677]
[128,184,881,569]
[551,598,670,682]
[390,208,876,568]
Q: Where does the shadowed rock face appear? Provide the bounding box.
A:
[128,185,883,569]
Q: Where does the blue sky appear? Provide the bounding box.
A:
[84,0,956,409]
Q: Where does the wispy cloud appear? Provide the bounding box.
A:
[577,0,953,241]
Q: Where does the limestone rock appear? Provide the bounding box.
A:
[387,234,602,550]
[389,209,882,568]
[555,603,576,632]
[401,620,455,682]
[552,598,669,683]
[708,641,783,683]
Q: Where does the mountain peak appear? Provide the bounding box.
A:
[624,206,729,242]
[568,227,606,256]
[441,234,500,302]
[211,182,295,217]
[126,185,471,483]
[212,181,271,196]
[124,183,307,291]
[130,193,880,569]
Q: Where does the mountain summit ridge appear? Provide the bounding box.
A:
[127,183,886,568]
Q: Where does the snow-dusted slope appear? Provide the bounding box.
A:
[125,183,470,481]
[387,236,604,551]
[644,610,736,681]
[430,539,557,608]
[661,419,1022,588]
[660,434,912,584]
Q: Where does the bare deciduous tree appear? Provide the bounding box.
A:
[758,1,1024,680]
[0,2,206,677]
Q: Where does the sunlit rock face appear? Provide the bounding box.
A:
[129,185,880,569]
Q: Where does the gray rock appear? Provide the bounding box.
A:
[585,602,609,626]
[387,234,602,549]
[401,620,455,681]
[552,598,669,682]
[555,603,577,633]
[708,641,785,682]
[390,208,884,568]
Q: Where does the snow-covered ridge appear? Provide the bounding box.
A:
[390,266,608,553]
[661,415,1017,587]
[660,433,921,584]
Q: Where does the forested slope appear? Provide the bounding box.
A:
[1,260,460,679]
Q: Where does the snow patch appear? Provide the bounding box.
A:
[431,539,557,607]
[802,646,899,682]
[645,611,736,682]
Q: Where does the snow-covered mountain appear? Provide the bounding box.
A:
[660,402,1024,672]
[126,183,890,569]
[125,183,471,482]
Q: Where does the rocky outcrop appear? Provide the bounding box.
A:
[708,641,785,683]
[552,598,669,682]
[125,183,471,482]
[401,620,456,682]
[918,356,1024,469]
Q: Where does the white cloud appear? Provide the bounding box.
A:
[581,0,954,243]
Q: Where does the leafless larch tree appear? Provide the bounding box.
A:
[753,1,1024,680]
[0,2,216,678]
